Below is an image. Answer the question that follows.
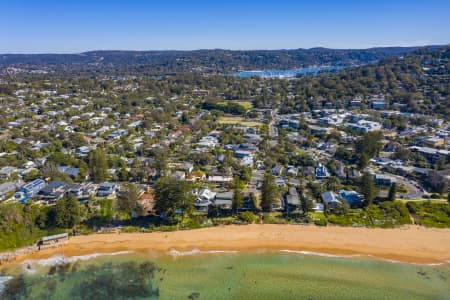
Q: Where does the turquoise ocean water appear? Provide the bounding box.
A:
[1,250,449,299]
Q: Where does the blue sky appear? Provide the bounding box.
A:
[2,0,449,53]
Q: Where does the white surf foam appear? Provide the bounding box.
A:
[168,248,238,257]
[279,249,366,258]
[22,250,134,268]
[0,276,13,293]
[279,250,450,266]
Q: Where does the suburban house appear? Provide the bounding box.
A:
[234,149,253,159]
[345,120,382,133]
[301,166,316,179]
[58,165,84,179]
[286,166,299,176]
[208,175,233,184]
[0,181,22,201]
[374,174,397,187]
[430,169,450,193]
[410,146,449,163]
[271,165,284,176]
[240,156,254,167]
[197,135,219,149]
[75,146,91,157]
[350,100,362,107]
[214,191,233,210]
[171,171,186,181]
[69,182,97,201]
[197,188,216,202]
[370,98,387,109]
[38,181,70,202]
[312,202,325,212]
[14,179,46,203]
[321,191,342,209]
[315,163,330,179]
[186,172,206,182]
[176,162,194,174]
[338,190,363,207]
[97,182,118,197]
[285,186,300,212]
[0,166,19,179]
[194,188,217,211]
[275,177,286,187]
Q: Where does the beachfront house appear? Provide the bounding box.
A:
[214,192,233,210]
[194,188,217,212]
[14,179,46,203]
[321,191,342,210]
[0,181,22,201]
[69,182,97,201]
[285,186,301,212]
[38,181,70,202]
[338,190,364,208]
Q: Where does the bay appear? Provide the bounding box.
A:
[230,66,343,78]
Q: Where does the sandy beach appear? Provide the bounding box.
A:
[12,224,450,265]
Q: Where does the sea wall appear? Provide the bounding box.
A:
[0,242,66,266]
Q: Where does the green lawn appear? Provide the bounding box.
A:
[217,116,264,127]
[218,101,253,110]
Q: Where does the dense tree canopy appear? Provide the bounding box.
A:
[89,148,108,182]
[117,183,142,217]
[154,177,194,217]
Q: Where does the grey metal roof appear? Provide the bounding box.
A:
[42,233,68,242]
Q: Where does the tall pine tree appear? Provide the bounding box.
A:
[154,177,193,218]
[117,183,142,218]
[261,173,278,212]
[88,148,108,182]
[360,172,376,207]
[232,177,244,213]
[387,182,397,202]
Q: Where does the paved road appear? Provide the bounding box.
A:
[379,173,425,199]
[268,108,279,139]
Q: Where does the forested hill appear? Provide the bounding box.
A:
[0,46,439,74]
[277,46,450,116]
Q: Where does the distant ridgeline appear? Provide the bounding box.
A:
[0,46,438,75]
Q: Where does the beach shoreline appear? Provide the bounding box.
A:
[6,224,450,266]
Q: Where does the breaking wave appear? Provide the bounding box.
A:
[279,250,450,266]
[168,248,238,257]
[21,251,134,268]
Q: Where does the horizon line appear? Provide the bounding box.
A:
[1,44,448,55]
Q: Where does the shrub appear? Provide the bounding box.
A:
[238,212,258,223]
[406,201,450,228]
[314,218,328,226]
[181,218,201,229]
